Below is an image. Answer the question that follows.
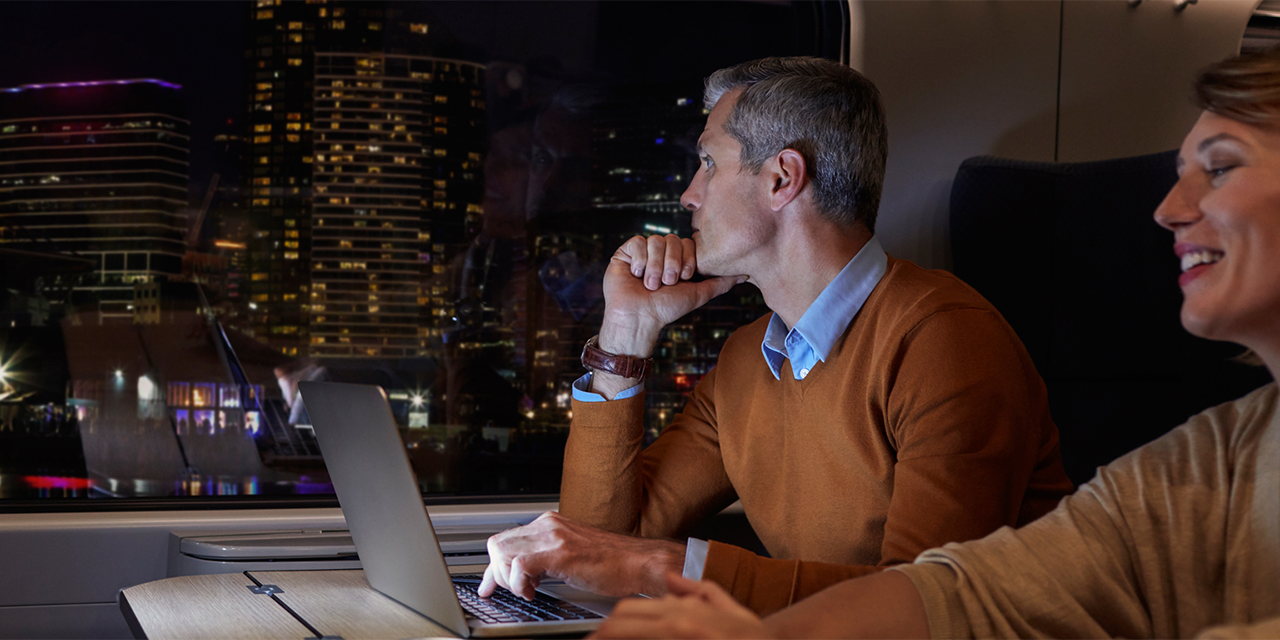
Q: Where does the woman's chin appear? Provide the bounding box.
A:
[1179,306,1218,341]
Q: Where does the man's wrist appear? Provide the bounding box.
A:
[633,539,686,596]
[588,370,642,400]
[599,311,662,357]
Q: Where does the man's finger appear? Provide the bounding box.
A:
[615,235,648,278]
[507,554,543,601]
[478,563,500,598]
[662,235,683,285]
[680,237,696,279]
[644,235,666,290]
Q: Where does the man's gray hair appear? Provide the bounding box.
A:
[704,57,887,232]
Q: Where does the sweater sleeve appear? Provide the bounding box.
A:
[889,395,1267,639]
[894,495,1148,640]
[700,307,1072,615]
[702,541,884,615]
[559,365,737,538]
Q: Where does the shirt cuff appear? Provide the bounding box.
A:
[682,538,709,581]
[570,372,643,402]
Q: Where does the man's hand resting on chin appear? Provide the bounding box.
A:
[478,511,686,600]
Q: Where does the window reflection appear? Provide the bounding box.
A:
[0,0,827,502]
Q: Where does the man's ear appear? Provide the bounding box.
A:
[768,149,808,212]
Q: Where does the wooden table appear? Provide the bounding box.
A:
[119,569,461,639]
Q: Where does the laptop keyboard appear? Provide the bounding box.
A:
[453,578,603,624]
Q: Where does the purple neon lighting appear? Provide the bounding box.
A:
[1,79,182,93]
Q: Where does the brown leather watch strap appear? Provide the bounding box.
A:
[580,335,653,381]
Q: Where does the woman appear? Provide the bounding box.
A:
[591,45,1280,640]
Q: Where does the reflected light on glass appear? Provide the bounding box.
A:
[137,375,156,399]
[24,476,92,490]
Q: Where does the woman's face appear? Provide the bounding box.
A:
[1155,111,1280,348]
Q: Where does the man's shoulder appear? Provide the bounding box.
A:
[871,256,999,320]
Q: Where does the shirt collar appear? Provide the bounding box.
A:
[760,236,888,380]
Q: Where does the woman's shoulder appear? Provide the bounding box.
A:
[1089,382,1278,490]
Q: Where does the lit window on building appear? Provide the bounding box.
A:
[410,23,428,34]
[288,58,303,66]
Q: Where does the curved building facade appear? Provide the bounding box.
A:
[0,80,189,319]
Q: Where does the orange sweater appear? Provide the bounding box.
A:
[560,256,1074,614]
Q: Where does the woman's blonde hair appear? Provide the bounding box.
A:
[1194,44,1280,124]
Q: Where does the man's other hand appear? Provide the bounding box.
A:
[478,511,685,600]
[590,574,770,639]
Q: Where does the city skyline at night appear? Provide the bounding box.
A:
[0,0,815,499]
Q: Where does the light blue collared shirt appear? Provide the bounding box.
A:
[760,236,888,381]
[571,237,889,577]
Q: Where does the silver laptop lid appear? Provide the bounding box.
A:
[299,381,471,637]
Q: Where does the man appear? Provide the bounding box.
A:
[478,57,1073,614]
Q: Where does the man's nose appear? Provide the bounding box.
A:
[679,175,700,212]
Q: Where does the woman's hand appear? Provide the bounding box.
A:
[590,573,770,639]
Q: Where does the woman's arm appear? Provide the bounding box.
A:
[590,572,928,640]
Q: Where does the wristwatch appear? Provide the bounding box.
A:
[580,335,654,381]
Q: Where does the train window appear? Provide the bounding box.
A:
[0,1,845,509]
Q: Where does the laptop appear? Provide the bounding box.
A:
[298,381,614,637]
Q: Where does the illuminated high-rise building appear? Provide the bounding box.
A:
[240,0,484,357]
[310,52,483,357]
[0,79,189,320]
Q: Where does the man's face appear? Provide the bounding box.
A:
[525,105,592,220]
[679,89,773,277]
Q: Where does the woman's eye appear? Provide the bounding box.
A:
[1207,165,1236,179]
